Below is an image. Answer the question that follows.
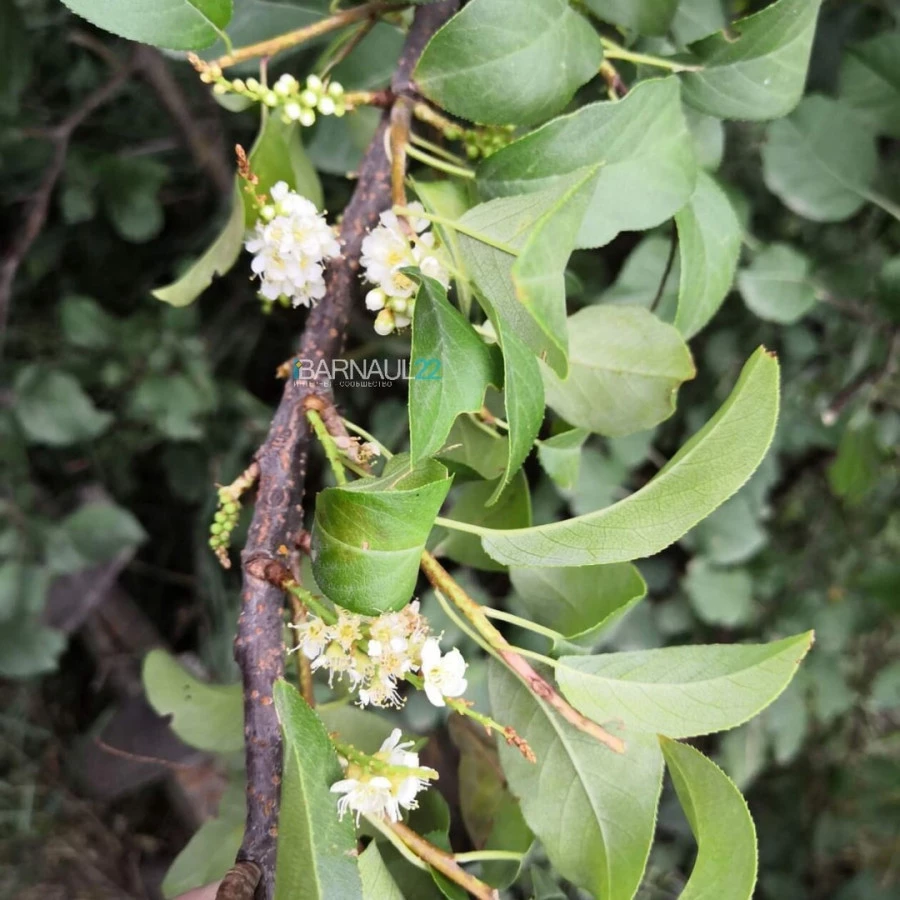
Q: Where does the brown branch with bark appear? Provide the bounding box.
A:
[221,4,460,899]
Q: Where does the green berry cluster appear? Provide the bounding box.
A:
[462,124,516,159]
[209,488,241,561]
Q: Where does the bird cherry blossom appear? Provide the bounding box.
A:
[420,638,468,707]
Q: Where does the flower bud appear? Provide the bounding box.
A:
[366,289,386,311]
[318,96,336,116]
[306,74,323,92]
[284,101,302,121]
[327,81,344,98]
[299,109,316,128]
[374,309,395,336]
[300,89,318,108]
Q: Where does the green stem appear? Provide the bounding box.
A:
[433,515,489,536]
[307,408,348,486]
[285,583,337,624]
[406,143,476,179]
[512,646,560,668]
[393,206,520,256]
[364,814,429,870]
[455,850,525,864]
[865,189,900,222]
[409,132,469,166]
[482,607,564,642]
[600,37,702,73]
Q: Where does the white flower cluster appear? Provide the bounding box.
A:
[244,181,340,307]
[291,601,468,709]
[331,729,437,825]
[360,203,450,335]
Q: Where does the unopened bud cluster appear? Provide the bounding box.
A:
[291,601,467,709]
[190,56,346,127]
[209,487,241,565]
[461,123,516,159]
[360,203,450,335]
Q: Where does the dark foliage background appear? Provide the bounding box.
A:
[1,0,897,898]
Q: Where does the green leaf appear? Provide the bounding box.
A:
[152,185,245,307]
[409,274,501,464]
[274,680,363,900]
[311,455,452,614]
[762,95,883,223]
[839,31,900,139]
[584,0,677,36]
[162,778,244,898]
[436,415,509,482]
[14,366,112,446]
[536,428,589,492]
[60,0,232,51]
[489,661,663,899]
[680,0,822,120]
[683,558,755,627]
[475,346,779,567]
[143,649,243,754]
[556,631,814,738]
[202,0,329,65]
[672,0,726,46]
[510,562,646,653]
[56,502,147,565]
[359,844,404,900]
[0,0,31,117]
[660,738,758,900]
[542,305,695,437]
[603,235,680,321]
[483,302,546,502]
[478,78,697,248]
[827,422,882,506]
[458,166,600,376]
[684,107,725,171]
[414,0,603,126]
[100,158,167,244]
[60,295,117,349]
[246,114,323,223]
[0,618,66,678]
[437,470,531,572]
[674,171,743,339]
[737,243,817,324]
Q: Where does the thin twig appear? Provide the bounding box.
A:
[220,6,460,899]
[390,96,413,213]
[420,552,626,754]
[213,1,402,69]
[0,51,136,358]
[387,820,499,900]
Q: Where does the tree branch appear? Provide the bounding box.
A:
[221,4,460,899]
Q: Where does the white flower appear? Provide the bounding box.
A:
[331,775,399,825]
[290,617,329,660]
[245,181,339,308]
[377,729,433,813]
[420,638,468,707]
[360,201,450,334]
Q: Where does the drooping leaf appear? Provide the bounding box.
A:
[437,470,531,572]
[481,294,546,503]
[541,305,695,437]
[762,95,883,223]
[359,844,404,900]
[478,78,697,248]
[414,0,603,126]
[510,562,646,653]
[274,680,363,900]
[162,778,244,898]
[660,738,758,900]
[839,31,900,139]
[584,0,677,36]
[475,347,779,567]
[14,366,112,446]
[737,243,818,324]
[536,428,589,492]
[409,274,501,464]
[458,166,600,376]
[680,0,822,120]
[674,170,743,339]
[672,0,726,46]
[556,631,814,738]
[489,661,663,899]
[436,415,509,482]
[60,0,233,51]
[683,558,755,627]
[143,649,243,754]
[153,184,245,307]
[311,455,452,613]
